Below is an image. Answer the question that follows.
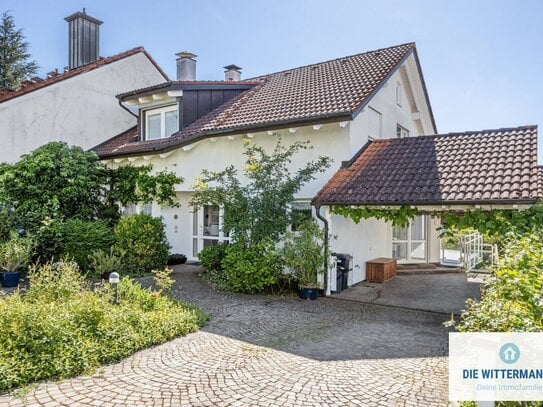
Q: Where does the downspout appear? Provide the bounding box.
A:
[118,99,138,118]
[315,204,330,295]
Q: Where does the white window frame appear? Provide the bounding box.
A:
[144,104,178,140]
[287,200,313,232]
[396,124,409,138]
[191,205,230,259]
[123,202,153,216]
[392,215,428,263]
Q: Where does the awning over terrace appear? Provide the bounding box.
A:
[313,125,542,208]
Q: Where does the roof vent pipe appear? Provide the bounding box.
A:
[224,64,242,81]
[176,51,197,81]
[64,9,103,70]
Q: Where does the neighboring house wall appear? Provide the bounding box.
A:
[0,52,166,163]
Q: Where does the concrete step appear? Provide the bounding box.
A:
[397,267,464,275]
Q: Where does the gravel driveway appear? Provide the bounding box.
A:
[1,265,451,406]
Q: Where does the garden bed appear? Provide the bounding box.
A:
[0,263,207,392]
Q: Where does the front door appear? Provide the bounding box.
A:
[191,205,229,259]
[392,215,427,263]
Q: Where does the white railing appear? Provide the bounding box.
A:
[460,232,498,272]
[441,231,498,272]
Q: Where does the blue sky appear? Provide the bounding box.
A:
[2,0,542,137]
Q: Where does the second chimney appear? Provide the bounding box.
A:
[176,52,197,81]
[64,9,103,70]
[224,64,242,81]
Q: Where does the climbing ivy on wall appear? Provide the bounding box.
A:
[330,205,421,227]
[331,203,543,245]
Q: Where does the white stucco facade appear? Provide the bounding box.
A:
[105,55,441,289]
[0,52,167,164]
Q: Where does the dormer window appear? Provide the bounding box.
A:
[144,104,178,140]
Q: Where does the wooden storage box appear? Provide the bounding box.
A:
[366,258,397,283]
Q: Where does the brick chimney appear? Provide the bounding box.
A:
[64,8,103,70]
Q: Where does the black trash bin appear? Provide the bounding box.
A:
[332,253,353,293]
[335,253,353,290]
[333,267,344,294]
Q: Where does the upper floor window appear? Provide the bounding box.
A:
[395,82,402,106]
[396,124,409,138]
[144,105,178,140]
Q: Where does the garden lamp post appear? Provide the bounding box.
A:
[109,272,120,305]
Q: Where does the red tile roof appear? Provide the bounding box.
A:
[313,125,541,206]
[0,47,168,104]
[95,43,431,158]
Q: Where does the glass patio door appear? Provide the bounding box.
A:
[192,205,229,258]
[392,215,427,263]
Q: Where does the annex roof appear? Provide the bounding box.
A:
[95,42,435,158]
[313,125,542,206]
[0,47,168,104]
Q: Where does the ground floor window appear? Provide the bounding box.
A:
[289,201,312,231]
[392,215,427,263]
[192,205,230,257]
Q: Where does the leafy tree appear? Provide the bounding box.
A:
[0,142,182,230]
[0,11,38,89]
[191,137,331,246]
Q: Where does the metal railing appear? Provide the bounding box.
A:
[441,231,499,272]
[460,232,498,272]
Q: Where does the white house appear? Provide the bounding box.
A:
[0,10,168,164]
[93,42,541,294]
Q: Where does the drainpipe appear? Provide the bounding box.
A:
[315,204,330,295]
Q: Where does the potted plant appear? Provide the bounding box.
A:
[283,219,325,300]
[0,234,33,288]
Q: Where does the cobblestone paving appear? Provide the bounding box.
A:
[1,265,451,406]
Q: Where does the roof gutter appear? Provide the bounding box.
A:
[97,111,353,159]
[312,199,541,208]
[118,99,138,118]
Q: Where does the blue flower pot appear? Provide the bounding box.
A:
[1,272,21,288]
[299,287,319,300]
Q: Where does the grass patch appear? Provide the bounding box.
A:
[0,262,207,392]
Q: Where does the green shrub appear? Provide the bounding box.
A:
[0,262,206,391]
[283,219,324,288]
[448,234,543,332]
[0,209,13,243]
[153,268,175,294]
[34,219,113,270]
[198,243,228,272]
[114,214,170,275]
[89,248,122,279]
[198,243,229,287]
[220,240,283,294]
